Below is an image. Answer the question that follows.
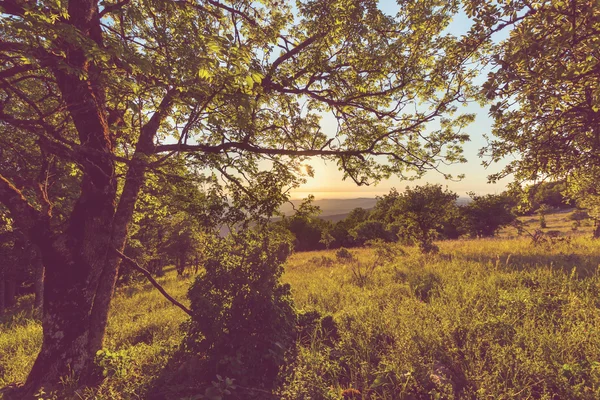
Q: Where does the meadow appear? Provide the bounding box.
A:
[2,224,600,399]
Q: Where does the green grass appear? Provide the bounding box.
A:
[499,208,596,238]
[282,237,600,399]
[2,233,600,399]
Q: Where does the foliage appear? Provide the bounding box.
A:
[185,228,297,392]
[330,208,371,248]
[388,184,459,253]
[528,180,574,211]
[569,210,590,222]
[335,248,354,262]
[477,0,600,184]
[279,196,331,252]
[474,0,600,236]
[461,192,516,237]
[95,349,130,379]
[350,220,390,245]
[566,168,600,237]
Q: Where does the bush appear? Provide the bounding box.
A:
[569,210,589,221]
[186,228,297,392]
[336,248,354,261]
[309,255,335,268]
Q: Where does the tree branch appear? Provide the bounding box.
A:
[98,0,131,18]
[0,173,41,232]
[265,33,324,83]
[153,141,369,158]
[0,65,35,79]
[114,249,193,317]
[0,0,25,16]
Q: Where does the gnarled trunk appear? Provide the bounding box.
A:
[25,168,118,391]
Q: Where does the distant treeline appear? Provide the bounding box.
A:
[276,180,578,253]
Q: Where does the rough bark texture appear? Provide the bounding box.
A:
[0,278,5,314]
[33,250,44,312]
[4,277,16,309]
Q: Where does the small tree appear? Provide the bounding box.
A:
[461,192,516,238]
[186,227,297,391]
[389,185,459,253]
[538,204,551,229]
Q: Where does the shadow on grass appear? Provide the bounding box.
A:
[451,251,600,278]
[145,344,208,400]
[0,294,38,327]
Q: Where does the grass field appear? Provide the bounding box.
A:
[2,223,600,399]
[498,208,596,238]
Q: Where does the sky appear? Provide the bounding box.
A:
[290,1,513,200]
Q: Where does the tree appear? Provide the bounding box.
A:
[331,207,371,248]
[461,192,515,238]
[527,180,573,211]
[350,220,390,245]
[473,0,600,224]
[388,184,459,253]
[0,0,477,393]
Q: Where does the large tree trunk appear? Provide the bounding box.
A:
[4,276,16,309]
[0,0,177,394]
[25,169,118,392]
[593,220,600,239]
[0,277,5,314]
[33,250,44,312]
[23,0,118,390]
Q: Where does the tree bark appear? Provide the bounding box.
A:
[0,278,5,315]
[593,220,600,239]
[4,240,17,308]
[33,249,44,312]
[4,276,16,308]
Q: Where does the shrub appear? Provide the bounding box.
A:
[569,210,589,221]
[186,228,297,392]
[309,255,335,268]
[336,248,354,261]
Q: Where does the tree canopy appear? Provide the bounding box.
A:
[474,0,600,183]
[0,0,480,393]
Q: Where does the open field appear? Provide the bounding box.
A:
[499,209,597,238]
[2,234,600,399]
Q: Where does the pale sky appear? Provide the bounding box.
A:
[290,1,513,200]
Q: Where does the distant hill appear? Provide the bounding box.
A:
[281,196,470,220]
